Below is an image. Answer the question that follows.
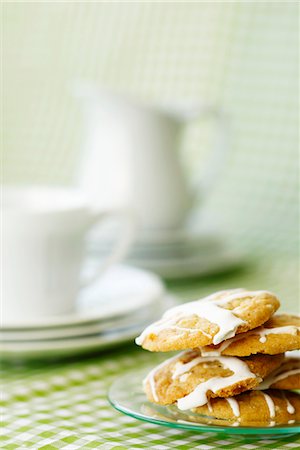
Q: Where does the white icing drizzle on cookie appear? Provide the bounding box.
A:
[226,398,240,417]
[179,373,189,383]
[207,400,213,413]
[288,419,295,424]
[282,392,295,414]
[258,325,299,343]
[262,392,275,418]
[201,324,299,356]
[144,353,181,402]
[287,401,295,415]
[285,350,300,359]
[174,355,256,411]
[136,289,274,347]
[172,355,204,379]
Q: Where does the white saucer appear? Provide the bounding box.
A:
[0,294,175,341]
[0,324,142,359]
[133,228,192,245]
[91,232,242,280]
[0,295,178,359]
[90,226,189,249]
[127,248,242,279]
[128,234,221,258]
[1,265,165,329]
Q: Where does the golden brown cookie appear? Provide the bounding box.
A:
[201,314,300,357]
[136,289,280,352]
[144,350,284,409]
[193,390,300,426]
[257,357,300,390]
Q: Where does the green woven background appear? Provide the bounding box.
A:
[2,2,299,449]
[3,1,299,253]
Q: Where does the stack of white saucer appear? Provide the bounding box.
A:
[92,229,242,280]
[2,186,177,360]
[1,265,175,360]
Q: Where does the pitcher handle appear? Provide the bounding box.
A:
[80,209,136,288]
[183,105,229,196]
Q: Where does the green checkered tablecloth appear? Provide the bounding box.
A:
[1,347,300,450]
[1,254,300,450]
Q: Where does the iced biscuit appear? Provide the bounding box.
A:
[256,357,300,390]
[136,289,280,352]
[144,350,284,409]
[201,314,300,357]
[193,390,300,426]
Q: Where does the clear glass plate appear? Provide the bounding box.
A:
[108,369,300,437]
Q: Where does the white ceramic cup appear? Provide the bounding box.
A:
[1,186,135,324]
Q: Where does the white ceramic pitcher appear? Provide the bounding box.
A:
[73,83,228,232]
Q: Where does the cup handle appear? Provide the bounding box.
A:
[183,105,229,196]
[80,210,136,288]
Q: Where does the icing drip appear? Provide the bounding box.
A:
[262,393,275,418]
[286,401,295,415]
[136,288,262,346]
[288,420,295,424]
[226,398,240,417]
[282,392,295,414]
[269,421,276,427]
[285,351,300,358]
[144,353,181,402]
[175,356,256,411]
[255,368,300,390]
[207,400,213,413]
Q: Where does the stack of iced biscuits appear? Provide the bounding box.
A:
[135,289,300,426]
